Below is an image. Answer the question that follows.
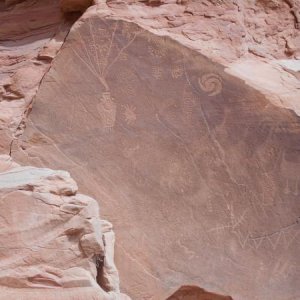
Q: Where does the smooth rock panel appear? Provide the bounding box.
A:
[17,14,300,300]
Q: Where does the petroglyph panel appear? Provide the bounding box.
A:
[21,16,300,300]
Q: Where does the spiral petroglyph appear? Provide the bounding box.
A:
[198,73,223,96]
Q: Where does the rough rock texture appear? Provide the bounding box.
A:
[105,0,300,62]
[100,0,300,115]
[11,4,300,300]
[0,155,129,299]
[0,0,75,154]
[1,0,300,299]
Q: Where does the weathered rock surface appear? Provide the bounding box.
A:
[0,0,76,154]
[12,5,300,300]
[1,0,300,299]
[98,0,300,115]
[0,155,129,299]
[104,0,300,62]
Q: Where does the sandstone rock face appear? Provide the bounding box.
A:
[105,0,300,62]
[1,0,300,299]
[13,6,300,300]
[0,155,129,299]
[0,0,75,154]
[101,0,300,115]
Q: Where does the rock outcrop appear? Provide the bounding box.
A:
[0,155,129,299]
[1,0,299,299]
[101,0,300,115]
[0,0,77,154]
[167,285,233,300]
[10,3,299,300]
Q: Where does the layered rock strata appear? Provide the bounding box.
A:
[0,0,77,154]
[0,155,129,299]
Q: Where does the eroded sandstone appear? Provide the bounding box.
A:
[0,0,78,154]
[12,8,300,300]
[1,0,300,299]
[0,154,129,299]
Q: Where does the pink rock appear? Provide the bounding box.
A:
[1,1,300,299]
[15,8,299,299]
[0,0,74,155]
[0,156,131,299]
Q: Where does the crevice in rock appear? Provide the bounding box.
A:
[139,0,163,7]
[8,139,14,157]
[96,254,107,291]
[283,0,300,29]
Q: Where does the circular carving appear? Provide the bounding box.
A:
[198,73,222,96]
